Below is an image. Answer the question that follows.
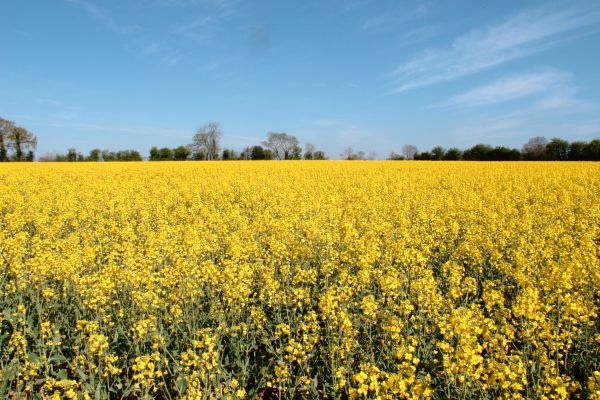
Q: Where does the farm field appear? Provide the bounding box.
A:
[0,161,599,399]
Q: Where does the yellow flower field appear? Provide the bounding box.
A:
[0,161,599,399]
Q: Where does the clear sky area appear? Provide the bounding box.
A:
[1,0,599,158]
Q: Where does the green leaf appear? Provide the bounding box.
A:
[57,369,69,380]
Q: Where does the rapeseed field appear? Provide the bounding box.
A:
[0,161,598,399]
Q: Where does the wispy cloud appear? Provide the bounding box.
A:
[156,0,239,11]
[138,42,161,57]
[161,50,188,66]
[388,3,600,94]
[36,98,64,107]
[172,15,215,39]
[451,99,600,145]
[437,69,571,108]
[532,86,587,111]
[340,0,373,13]
[559,121,600,139]
[66,0,140,35]
[395,24,440,47]
[65,122,190,138]
[453,112,529,143]
[363,3,430,30]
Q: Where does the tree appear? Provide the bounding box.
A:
[250,145,273,160]
[387,152,405,160]
[192,151,206,160]
[67,148,78,162]
[149,147,160,161]
[114,150,142,161]
[173,145,191,160]
[158,147,174,161]
[148,147,174,161]
[240,146,252,160]
[0,117,15,162]
[102,150,116,161]
[584,139,600,160]
[346,149,365,160]
[88,148,101,161]
[38,153,57,162]
[303,143,327,160]
[290,145,302,160]
[431,146,445,160]
[545,138,569,160]
[489,146,520,161]
[262,132,299,160]
[402,144,418,160]
[342,147,366,160]
[444,147,462,160]
[221,149,238,160]
[9,126,37,161]
[568,141,587,160]
[313,150,327,160]
[192,122,222,160]
[414,151,432,160]
[304,143,315,160]
[463,144,493,161]
[522,136,548,160]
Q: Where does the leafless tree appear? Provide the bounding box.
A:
[192,122,222,160]
[38,152,58,162]
[387,152,404,160]
[402,144,418,160]
[304,143,316,160]
[342,147,366,160]
[262,132,299,160]
[522,136,548,160]
[241,146,252,160]
[342,147,354,160]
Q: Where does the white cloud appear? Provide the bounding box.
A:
[363,3,430,30]
[533,87,579,110]
[457,116,527,142]
[395,24,440,47]
[66,122,190,138]
[437,69,571,108]
[66,0,140,35]
[36,98,64,107]
[172,15,215,39]
[161,51,187,66]
[388,3,600,94]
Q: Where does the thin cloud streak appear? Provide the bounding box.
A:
[172,15,215,39]
[451,100,600,145]
[395,24,440,47]
[363,3,430,30]
[66,0,140,35]
[388,3,600,94]
[436,69,571,108]
[66,122,190,139]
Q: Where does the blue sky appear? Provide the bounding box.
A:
[1,0,599,159]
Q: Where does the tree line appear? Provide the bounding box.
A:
[2,116,599,161]
[39,148,143,162]
[386,137,600,161]
[148,124,328,161]
[39,122,329,162]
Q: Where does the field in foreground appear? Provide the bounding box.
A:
[0,161,599,399]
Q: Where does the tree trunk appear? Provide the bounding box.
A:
[15,135,22,161]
